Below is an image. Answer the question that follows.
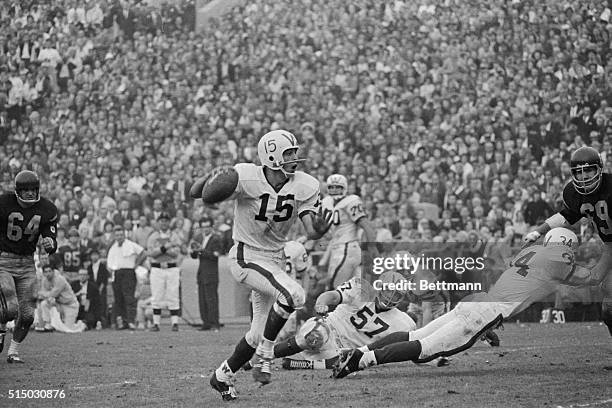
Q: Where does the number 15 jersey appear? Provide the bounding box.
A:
[232,163,320,251]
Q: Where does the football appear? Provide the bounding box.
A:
[201,165,239,204]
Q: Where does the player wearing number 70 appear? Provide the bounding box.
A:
[0,170,58,364]
[333,228,608,378]
[524,146,612,337]
[190,130,333,401]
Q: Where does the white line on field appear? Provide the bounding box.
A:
[555,398,612,408]
[471,343,610,355]
[70,375,207,390]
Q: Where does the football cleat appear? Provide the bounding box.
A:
[436,357,451,367]
[282,358,314,370]
[210,372,237,401]
[0,330,5,353]
[149,324,160,332]
[482,329,500,347]
[241,361,253,371]
[7,354,24,364]
[252,356,272,385]
[171,324,179,332]
[332,349,363,379]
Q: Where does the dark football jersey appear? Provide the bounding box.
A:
[56,244,88,273]
[0,193,58,256]
[560,173,612,242]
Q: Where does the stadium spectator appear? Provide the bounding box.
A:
[37,264,85,333]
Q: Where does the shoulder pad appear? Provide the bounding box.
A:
[291,171,320,200]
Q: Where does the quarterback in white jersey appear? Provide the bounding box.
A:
[190,130,333,400]
[334,228,609,378]
[273,272,416,370]
[321,174,377,289]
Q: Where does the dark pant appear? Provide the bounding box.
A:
[113,269,137,325]
[198,280,219,328]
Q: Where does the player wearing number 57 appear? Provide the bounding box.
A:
[0,170,59,363]
[190,129,333,401]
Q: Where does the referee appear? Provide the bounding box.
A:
[106,224,146,330]
[147,212,183,332]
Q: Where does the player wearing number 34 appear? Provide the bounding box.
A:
[0,170,58,364]
[333,228,608,378]
[190,130,333,401]
[524,146,612,337]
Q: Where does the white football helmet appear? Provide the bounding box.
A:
[257,130,305,176]
[543,228,578,250]
[284,241,312,276]
[376,271,408,309]
[326,174,348,198]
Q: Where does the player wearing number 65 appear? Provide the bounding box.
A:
[523,146,612,337]
[333,228,608,379]
[190,129,333,401]
[0,170,58,364]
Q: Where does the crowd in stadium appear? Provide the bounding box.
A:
[1,0,610,329]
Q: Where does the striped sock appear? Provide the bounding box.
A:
[8,339,20,356]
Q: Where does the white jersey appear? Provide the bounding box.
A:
[326,277,416,348]
[321,195,366,245]
[232,163,320,251]
[485,245,576,318]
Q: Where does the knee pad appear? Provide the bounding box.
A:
[295,317,331,351]
[277,286,306,312]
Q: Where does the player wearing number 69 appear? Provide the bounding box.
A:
[523,146,612,337]
[190,129,333,401]
[0,170,58,364]
[333,228,608,379]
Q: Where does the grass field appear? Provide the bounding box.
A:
[0,322,610,408]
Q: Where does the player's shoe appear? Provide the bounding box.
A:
[0,330,5,353]
[481,329,500,347]
[282,358,314,370]
[7,354,24,364]
[149,324,160,332]
[241,361,253,371]
[210,372,237,401]
[252,356,272,385]
[172,324,179,332]
[332,349,363,379]
[437,357,451,367]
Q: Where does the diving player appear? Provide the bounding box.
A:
[334,228,607,378]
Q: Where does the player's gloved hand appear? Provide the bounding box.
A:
[523,231,541,243]
[42,237,55,253]
[314,304,328,316]
[312,207,333,236]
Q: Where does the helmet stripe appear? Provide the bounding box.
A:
[281,132,296,146]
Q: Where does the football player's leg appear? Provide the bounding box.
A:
[0,271,19,324]
[602,273,612,336]
[167,268,181,329]
[8,270,37,362]
[150,268,163,329]
[327,244,350,290]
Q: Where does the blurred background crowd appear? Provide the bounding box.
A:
[1,0,609,327]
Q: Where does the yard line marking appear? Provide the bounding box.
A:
[72,380,137,390]
[471,343,610,355]
[555,398,612,408]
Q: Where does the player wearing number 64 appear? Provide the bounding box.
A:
[190,129,333,401]
[333,227,609,379]
[0,170,59,364]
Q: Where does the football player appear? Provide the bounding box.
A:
[190,130,332,400]
[334,228,607,378]
[275,271,416,370]
[54,227,88,292]
[524,146,612,336]
[0,170,58,363]
[321,174,378,289]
